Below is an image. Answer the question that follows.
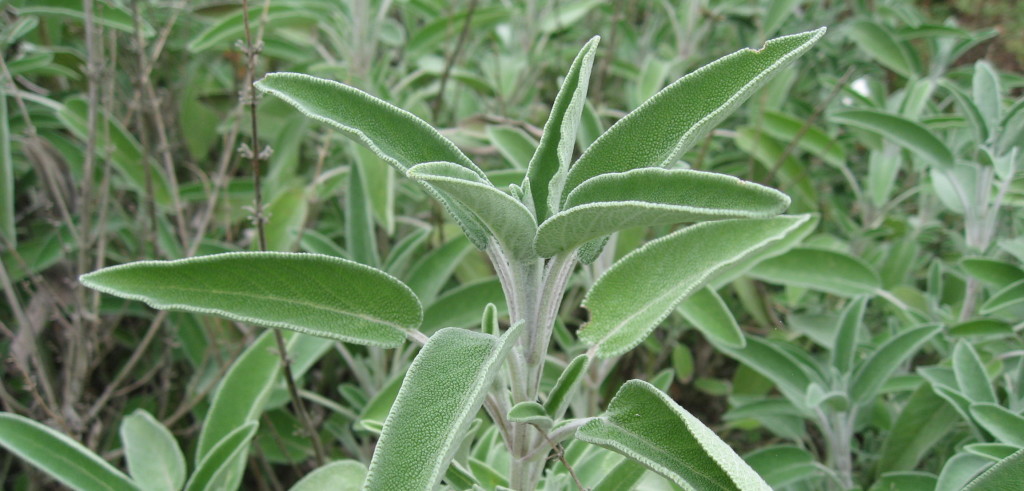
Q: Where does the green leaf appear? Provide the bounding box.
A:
[120,410,186,491]
[970,403,1024,447]
[941,79,989,143]
[577,380,770,490]
[936,453,992,491]
[356,373,406,434]
[973,61,1002,131]
[961,257,1024,290]
[832,297,869,373]
[255,73,490,248]
[365,324,523,490]
[0,412,138,491]
[535,168,790,257]
[846,20,919,78]
[408,162,537,260]
[748,247,881,296]
[289,461,367,491]
[352,144,396,235]
[508,402,553,431]
[19,0,155,36]
[760,110,846,169]
[580,215,811,358]
[261,187,308,252]
[849,324,941,405]
[421,278,507,334]
[953,341,996,404]
[346,163,380,267]
[195,329,290,461]
[0,95,14,247]
[187,4,324,52]
[871,472,938,491]
[831,109,954,169]
[487,125,537,170]
[562,28,825,199]
[718,337,814,405]
[405,235,472,305]
[980,278,1024,315]
[525,36,599,221]
[877,384,960,474]
[184,423,258,491]
[592,458,648,491]
[545,354,591,420]
[677,286,744,349]
[963,449,1024,491]
[80,252,422,347]
[709,214,819,289]
[745,445,821,489]
[672,345,695,383]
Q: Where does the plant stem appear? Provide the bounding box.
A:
[241,0,325,466]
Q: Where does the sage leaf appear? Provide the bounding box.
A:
[577,380,770,490]
[831,109,954,169]
[508,402,553,431]
[184,423,258,491]
[535,168,790,257]
[849,324,941,405]
[0,412,138,491]
[487,125,537,170]
[562,28,825,200]
[953,341,996,404]
[748,247,881,296]
[832,297,869,373]
[405,235,472,305]
[677,286,744,349]
[580,215,811,358]
[195,329,292,461]
[846,20,919,78]
[525,36,599,221]
[255,72,490,248]
[544,354,591,420]
[408,162,538,260]
[936,453,992,491]
[717,337,814,405]
[289,461,366,491]
[0,95,14,247]
[79,252,422,347]
[120,410,186,491]
[877,385,960,474]
[970,404,1024,447]
[979,278,1024,315]
[365,324,523,490]
[421,278,507,334]
[962,449,1024,491]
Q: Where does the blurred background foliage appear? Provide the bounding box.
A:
[1,0,1023,489]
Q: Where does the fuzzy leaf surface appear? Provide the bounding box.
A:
[80,252,422,347]
[677,286,744,349]
[0,412,138,491]
[120,410,186,491]
[536,168,790,257]
[255,73,489,247]
[577,380,770,490]
[184,423,258,491]
[525,36,599,221]
[562,28,825,199]
[962,449,1024,491]
[748,247,881,296]
[581,215,810,358]
[831,109,953,169]
[289,461,367,491]
[850,324,941,404]
[408,162,537,260]
[365,324,523,490]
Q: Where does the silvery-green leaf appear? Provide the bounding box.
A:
[970,404,1024,447]
[677,286,744,349]
[486,125,537,170]
[717,337,814,405]
[544,354,591,420]
[365,324,523,490]
[408,162,537,260]
[878,384,960,474]
[508,402,552,431]
[80,252,422,347]
[709,214,819,289]
[580,215,811,358]
[562,28,825,200]
[0,412,139,491]
[935,453,992,491]
[832,297,869,373]
[831,109,953,169]
[347,162,380,267]
[972,61,1002,131]
[255,73,489,248]
[535,168,790,257]
[953,341,995,404]
[120,410,186,491]
[289,461,366,491]
[850,324,941,405]
[405,235,473,305]
[748,247,881,297]
[962,449,1024,491]
[577,380,770,490]
[525,36,599,221]
[184,423,258,491]
[980,278,1024,315]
